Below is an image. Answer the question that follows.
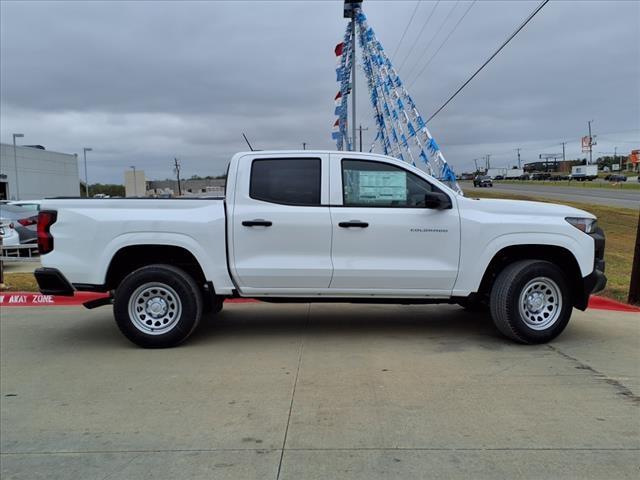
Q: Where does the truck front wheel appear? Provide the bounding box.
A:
[113,264,203,348]
[490,260,572,344]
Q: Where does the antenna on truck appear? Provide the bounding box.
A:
[242,133,255,151]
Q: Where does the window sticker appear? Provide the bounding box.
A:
[357,171,406,202]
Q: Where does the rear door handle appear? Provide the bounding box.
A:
[242,219,272,227]
[338,220,369,228]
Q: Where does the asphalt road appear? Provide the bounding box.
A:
[460,182,640,209]
[1,303,639,479]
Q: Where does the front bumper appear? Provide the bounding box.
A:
[575,227,607,310]
[34,268,74,296]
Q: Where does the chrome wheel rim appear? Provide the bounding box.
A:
[128,283,182,335]
[518,276,562,331]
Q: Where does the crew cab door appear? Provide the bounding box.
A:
[329,155,460,293]
[229,153,333,291]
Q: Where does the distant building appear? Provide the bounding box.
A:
[0,143,80,200]
[629,150,639,172]
[124,169,147,197]
[147,178,225,197]
[523,160,581,173]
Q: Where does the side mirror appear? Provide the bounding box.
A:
[424,192,452,210]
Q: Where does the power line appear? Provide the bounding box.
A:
[408,0,477,88]
[404,0,462,84]
[426,0,551,123]
[390,0,422,61]
[396,0,441,73]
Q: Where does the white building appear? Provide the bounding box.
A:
[0,143,80,200]
[124,169,147,197]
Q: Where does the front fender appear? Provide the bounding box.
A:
[452,231,594,295]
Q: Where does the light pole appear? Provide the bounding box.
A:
[83,147,92,197]
[130,166,137,197]
[12,133,24,200]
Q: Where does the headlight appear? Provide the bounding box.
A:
[565,217,597,233]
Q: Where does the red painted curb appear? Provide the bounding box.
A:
[0,292,637,312]
[0,292,260,307]
[0,291,108,307]
[588,295,640,313]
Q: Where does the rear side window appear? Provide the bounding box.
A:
[250,158,321,206]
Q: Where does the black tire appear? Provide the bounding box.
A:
[490,260,572,344]
[113,264,203,348]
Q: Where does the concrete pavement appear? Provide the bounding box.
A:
[460,181,639,209]
[1,303,638,479]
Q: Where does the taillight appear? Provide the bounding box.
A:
[18,216,38,227]
[37,210,57,254]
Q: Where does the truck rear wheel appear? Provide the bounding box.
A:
[490,260,572,344]
[113,264,203,348]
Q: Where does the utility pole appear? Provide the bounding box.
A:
[588,120,593,165]
[473,158,479,172]
[485,154,491,171]
[358,125,369,152]
[516,148,521,168]
[173,158,182,197]
[561,142,566,162]
[83,147,92,198]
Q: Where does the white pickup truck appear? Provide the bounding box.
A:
[35,151,606,348]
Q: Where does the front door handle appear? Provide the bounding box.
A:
[242,219,272,227]
[338,220,369,228]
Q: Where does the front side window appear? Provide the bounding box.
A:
[250,158,321,206]
[342,159,439,207]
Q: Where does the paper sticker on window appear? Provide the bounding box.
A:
[358,171,406,201]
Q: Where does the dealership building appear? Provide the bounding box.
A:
[0,143,80,200]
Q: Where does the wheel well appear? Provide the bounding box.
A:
[105,245,207,291]
[478,245,583,305]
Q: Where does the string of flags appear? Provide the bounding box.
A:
[331,5,461,193]
[333,28,353,152]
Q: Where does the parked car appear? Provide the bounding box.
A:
[494,175,505,180]
[473,175,493,187]
[518,174,531,180]
[531,173,551,181]
[35,150,606,348]
[0,204,38,244]
[607,174,627,182]
[0,220,20,247]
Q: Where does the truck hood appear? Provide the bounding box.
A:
[463,197,596,219]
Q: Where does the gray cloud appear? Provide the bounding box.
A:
[1,0,638,182]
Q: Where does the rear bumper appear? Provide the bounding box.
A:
[34,268,74,296]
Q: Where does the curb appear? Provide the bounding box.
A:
[1,292,638,312]
[587,296,640,313]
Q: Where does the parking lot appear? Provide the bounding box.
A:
[1,302,638,479]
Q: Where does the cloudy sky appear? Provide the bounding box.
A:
[1,0,638,183]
